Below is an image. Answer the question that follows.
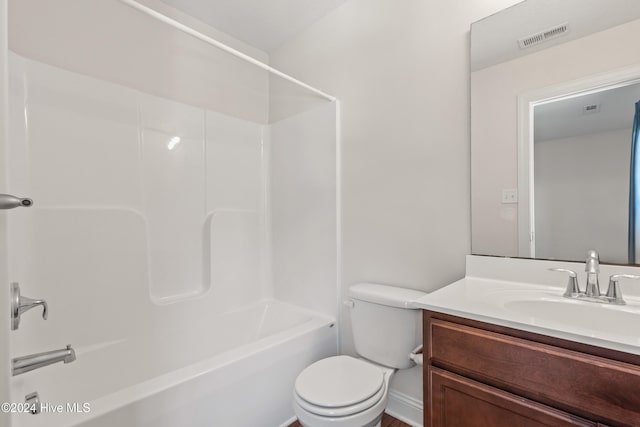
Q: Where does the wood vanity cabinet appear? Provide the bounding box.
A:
[423,310,640,427]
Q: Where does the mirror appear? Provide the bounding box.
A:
[470,0,640,264]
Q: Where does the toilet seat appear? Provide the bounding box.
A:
[294,356,386,417]
[294,381,385,417]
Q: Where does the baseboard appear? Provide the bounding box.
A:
[279,415,297,427]
[385,389,424,427]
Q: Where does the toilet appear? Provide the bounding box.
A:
[293,283,426,427]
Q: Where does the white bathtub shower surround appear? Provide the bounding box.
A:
[139,95,208,301]
[8,51,338,306]
[8,54,269,307]
[7,45,338,427]
[11,301,336,427]
[271,105,338,316]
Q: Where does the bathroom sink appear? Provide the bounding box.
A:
[414,277,640,353]
[502,298,640,342]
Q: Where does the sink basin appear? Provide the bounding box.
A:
[503,298,640,344]
[414,277,640,353]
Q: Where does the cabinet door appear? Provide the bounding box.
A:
[428,367,596,427]
[426,317,640,425]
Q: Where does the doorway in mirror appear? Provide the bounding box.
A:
[530,81,640,264]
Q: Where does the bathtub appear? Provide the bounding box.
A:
[11,301,337,427]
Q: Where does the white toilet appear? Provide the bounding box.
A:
[293,283,426,427]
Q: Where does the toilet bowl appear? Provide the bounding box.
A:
[292,283,427,427]
[293,356,394,427]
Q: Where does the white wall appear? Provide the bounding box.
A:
[9,0,269,123]
[471,18,640,258]
[534,128,631,264]
[0,0,12,425]
[269,0,523,422]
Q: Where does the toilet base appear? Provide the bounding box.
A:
[293,357,396,427]
[297,415,382,427]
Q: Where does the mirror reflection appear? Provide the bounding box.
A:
[533,82,640,264]
[470,0,640,264]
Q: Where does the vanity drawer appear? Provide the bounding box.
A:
[428,366,597,427]
[427,318,640,426]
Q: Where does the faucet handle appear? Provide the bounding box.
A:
[11,283,48,331]
[606,274,640,305]
[549,268,580,297]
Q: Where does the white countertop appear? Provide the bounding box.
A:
[413,256,640,356]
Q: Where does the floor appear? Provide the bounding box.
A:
[288,413,411,427]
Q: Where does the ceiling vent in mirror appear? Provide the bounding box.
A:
[518,23,570,49]
[582,104,600,115]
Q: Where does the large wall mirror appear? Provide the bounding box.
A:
[471,0,640,264]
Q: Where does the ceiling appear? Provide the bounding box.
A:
[471,0,640,71]
[534,82,640,142]
[160,0,349,52]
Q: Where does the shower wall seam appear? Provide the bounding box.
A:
[335,100,343,352]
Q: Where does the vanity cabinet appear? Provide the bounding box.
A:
[423,310,640,427]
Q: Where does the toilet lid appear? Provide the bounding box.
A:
[295,356,384,408]
[294,380,386,418]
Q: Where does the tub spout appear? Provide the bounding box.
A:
[13,345,76,376]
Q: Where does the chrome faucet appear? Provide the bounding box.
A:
[13,345,76,376]
[550,250,640,305]
[584,250,600,297]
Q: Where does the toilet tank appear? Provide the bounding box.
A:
[348,283,427,369]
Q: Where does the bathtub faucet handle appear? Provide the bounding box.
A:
[11,283,48,331]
